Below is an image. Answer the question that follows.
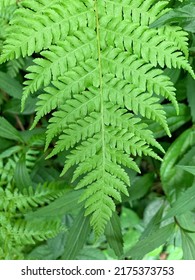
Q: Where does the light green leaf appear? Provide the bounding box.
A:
[0,145,21,159]
[177,211,195,232]
[177,165,195,175]
[61,210,90,260]
[105,211,123,257]
[120,208,140,229]
[181,230,195,260]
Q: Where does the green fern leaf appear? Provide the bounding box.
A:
[1,0,195,237]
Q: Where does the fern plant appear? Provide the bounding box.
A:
[1,0,194,237]
[0,182,66,259]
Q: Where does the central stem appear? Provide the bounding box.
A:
[95,1,106,175]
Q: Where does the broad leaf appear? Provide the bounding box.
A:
[128,173,154,201]
[177,211,195,232]
[187,75,195,123]
[14,157,32,190]
[160,127,195,195]
[150,3,195,32]
[0,71,22,99]
[181,230,195,260]
[61,210,90,260]
[105,211,123,257]
[163,183,195,220]
[27,231,66,260]
[177,165,195,175]
[78,247,106,260]
[0,117,23,142]
[124,223,175,260]
[141,205,164,240]
[25,190,83,219]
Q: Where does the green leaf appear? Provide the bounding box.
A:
[150,3,195,32]
[14,157,32,190]
[120,208,140,229]
[0,137,13,152]
[160,127,195,195]
[27,231,66,260]
[0,117,23,142]
[0,71,22,99]
[124,223,175,260]
[0,145,21,159]
[181,230,195,260]
[128,173,154,201]
[61,210,90,260]
[105,211,123,257]
[187,74,195,123]
[25,190,83,219]
[78,247,106,260]
[3,98,36,115]
[177,165,195,175]
[177,211,195,232]
[141,205,164,240]
[147,104,191,139]
[163,183,195,220]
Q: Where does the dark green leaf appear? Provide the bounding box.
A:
[0,71,22,99]
[187,75,195,123]
[124,223,175,259]
[160,127,195,195]
[164,183,195,220]
[3,97,36,115]
[78,247,106,260]
[150,4,195,32]
[141,205,164,240]
[105,211,123,257]
[129,173,154,201]
[61,210,90,260]
[25,190,83,219]
[0,117,23,142]
[14,157,32,190]
[27,231,66,260]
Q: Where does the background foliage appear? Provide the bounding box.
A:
[0,0,195,260]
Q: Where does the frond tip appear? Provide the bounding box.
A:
[1,0,195,237]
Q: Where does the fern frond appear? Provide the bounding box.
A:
[0,0,94,62]
[0,182,66,213]
[0,215,64,246]
[7,57,25,77]
[157,26,189,59]
[1,0,195,237]
[0,0,17,51]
